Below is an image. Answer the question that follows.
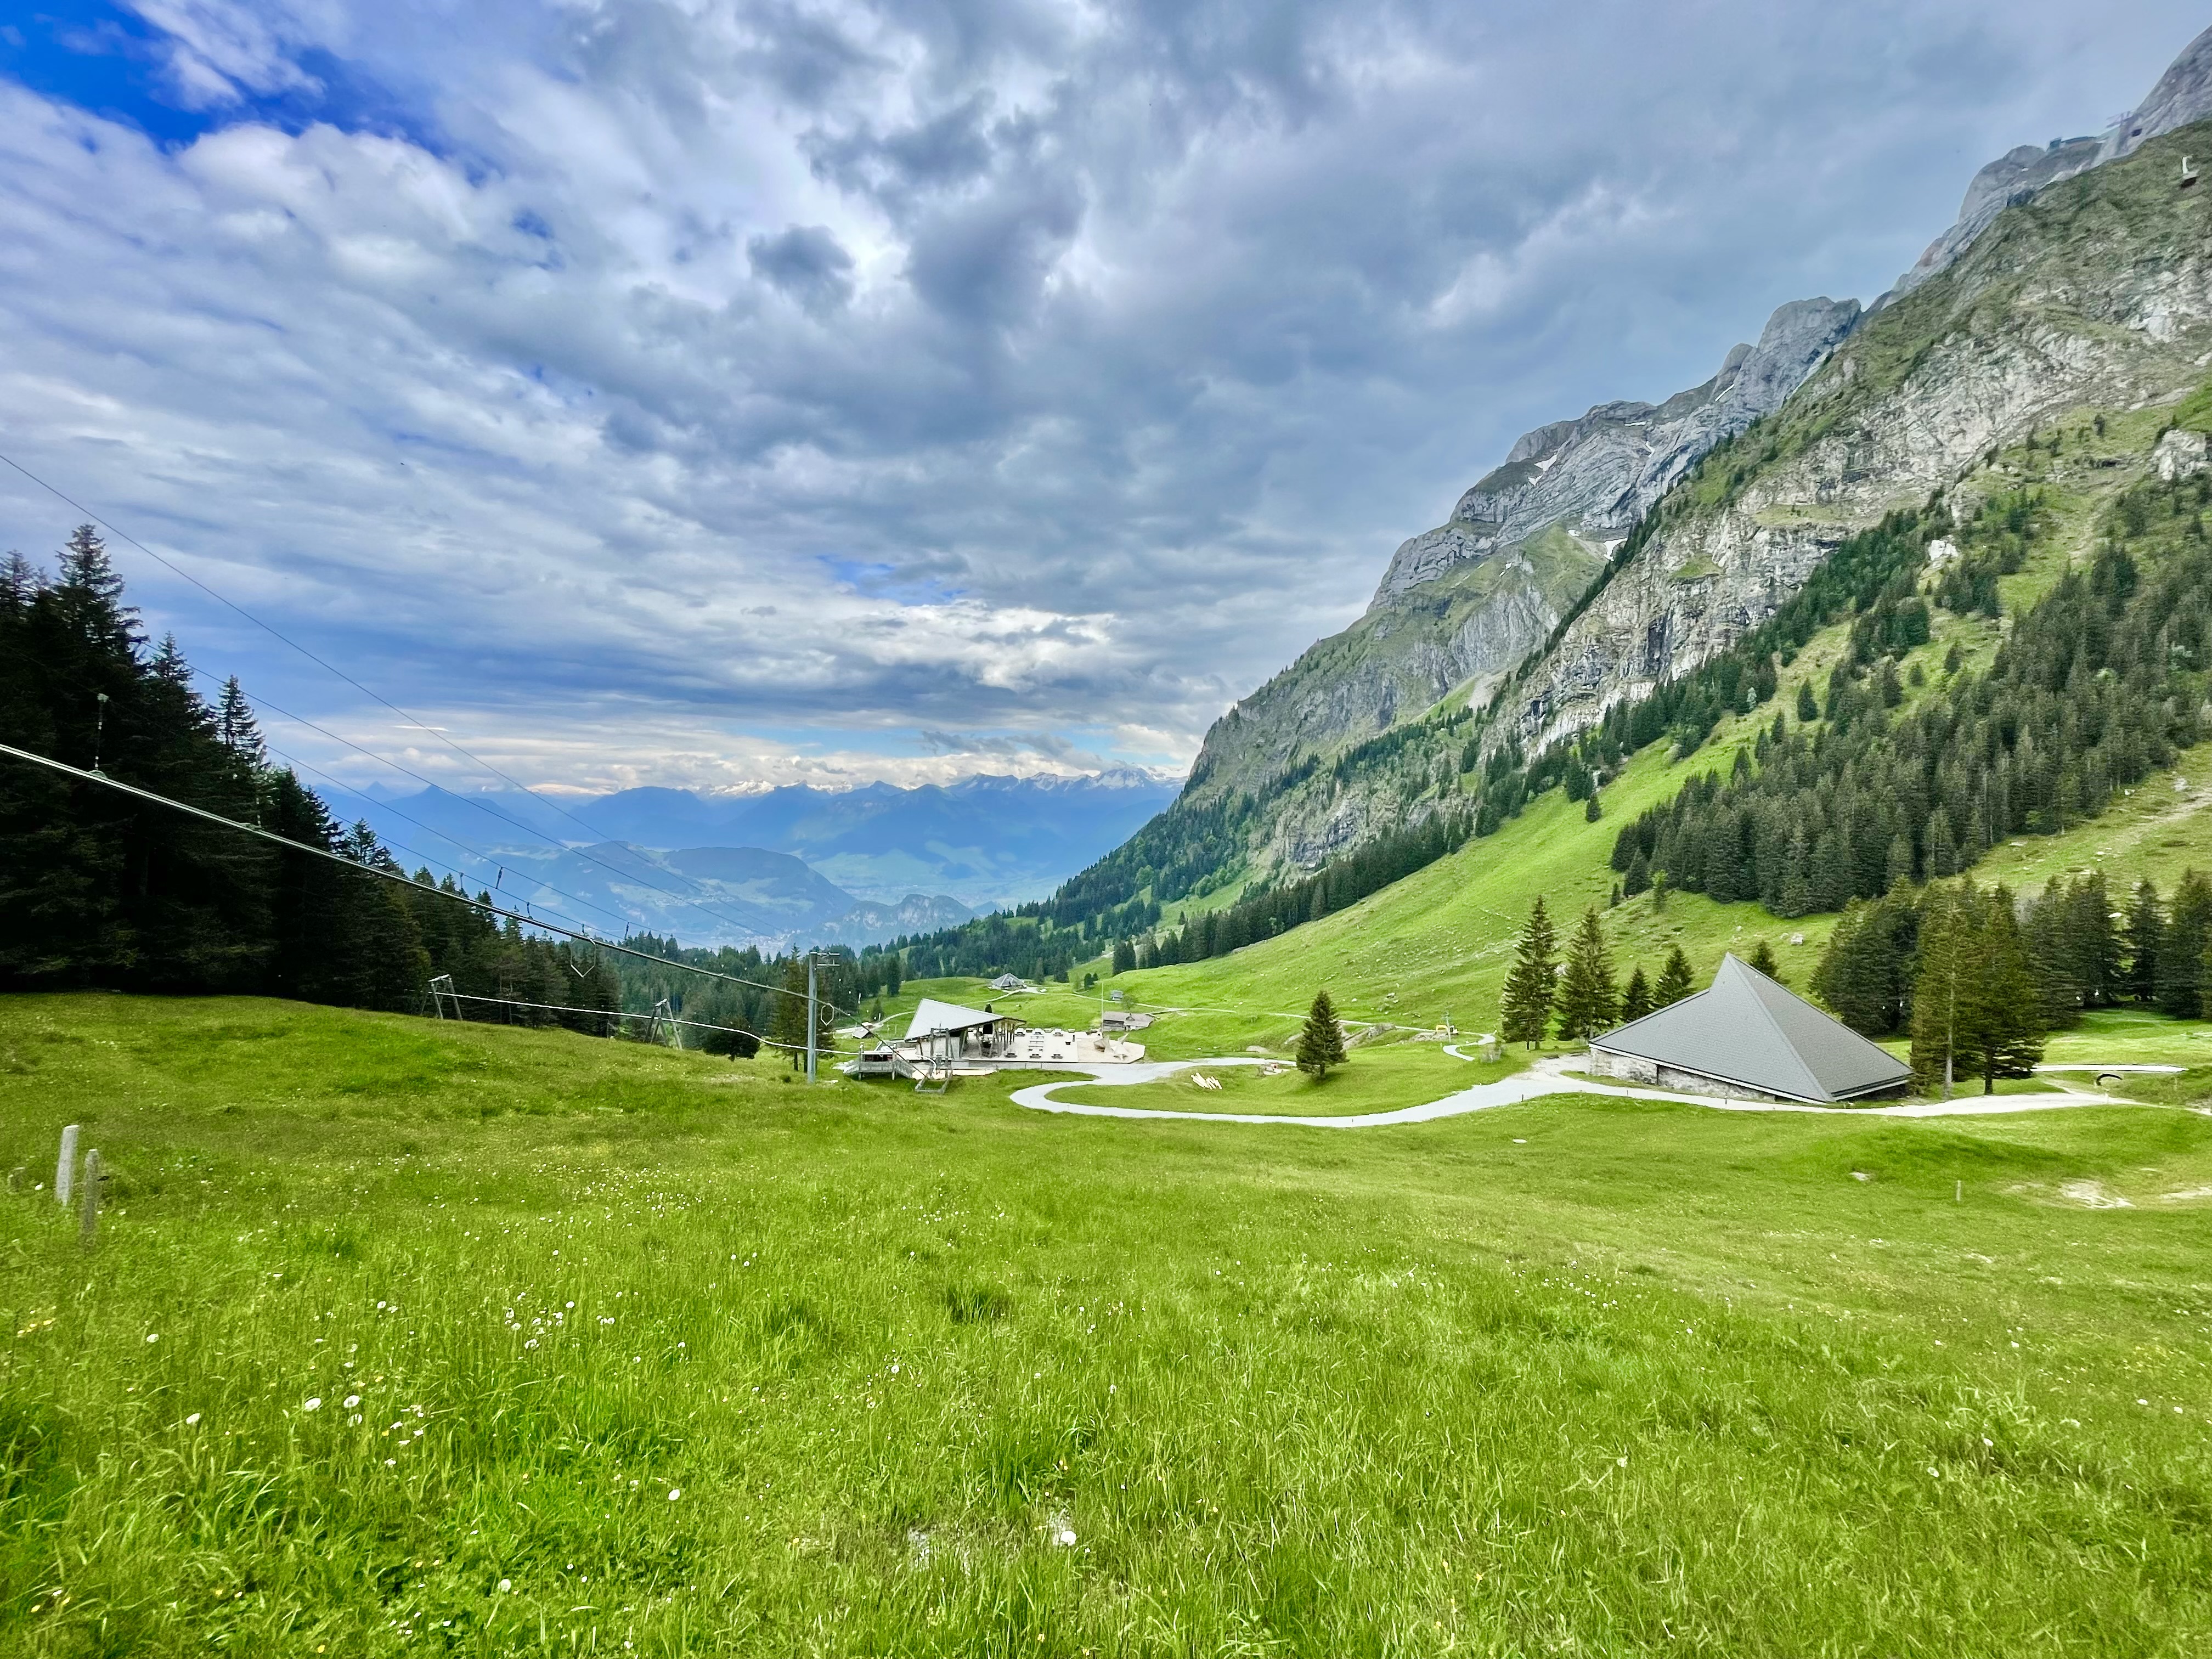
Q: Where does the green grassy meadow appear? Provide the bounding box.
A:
[4,993,2212,1656]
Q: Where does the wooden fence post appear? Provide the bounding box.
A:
[54,1124,78,1209]
[80,1149,101,1248]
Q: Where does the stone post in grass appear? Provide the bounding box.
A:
[54,1124,78,1209]
[79,1149,101,1248]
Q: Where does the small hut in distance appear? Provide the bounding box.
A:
[1588,953,1909,1104]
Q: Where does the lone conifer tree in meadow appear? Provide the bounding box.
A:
[1654,945,1696,1008]
[1498,896,1558,1049]
[1553,906,1618,1042]
[1296,989,1346,1079]
[1746,939,1782,983]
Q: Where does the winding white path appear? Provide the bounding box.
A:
[1007,1052,2137,1129]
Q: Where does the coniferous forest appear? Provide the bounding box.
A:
[1609,477,2211,912]
[0,528,848,1045]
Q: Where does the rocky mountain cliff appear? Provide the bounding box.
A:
[1502,133,2212,757]
[1190,297,1860,817]
[1175,22,2212,880]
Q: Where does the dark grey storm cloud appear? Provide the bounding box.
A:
[0,1,2205,793]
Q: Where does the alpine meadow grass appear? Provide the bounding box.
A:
[2,992,2210,1656]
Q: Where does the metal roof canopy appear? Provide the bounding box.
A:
[1592,953,1910,1103]
[905,998,1012,1040]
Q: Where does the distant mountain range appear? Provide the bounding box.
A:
[323,768,1178,946]
[484,840,974,952]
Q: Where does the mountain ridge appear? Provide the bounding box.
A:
[341,768,1180,911]
[1165,21,2212,882]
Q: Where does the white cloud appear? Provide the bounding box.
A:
[2,0,2206,792]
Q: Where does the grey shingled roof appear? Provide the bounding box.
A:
[1591,953,1910,1103]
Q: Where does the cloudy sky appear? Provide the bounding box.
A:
[1,1,2204,796]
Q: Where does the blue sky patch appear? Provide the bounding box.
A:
[2,2,444,152]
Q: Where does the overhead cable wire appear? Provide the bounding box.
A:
[1,449,794,945]
[431,990,837,1058]
[13,642,695,946]
[241,718,679,943]
[205,668,787,945]
[0,740,859,1013]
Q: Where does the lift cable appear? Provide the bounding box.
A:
[0,448,798,946]
[0,739,859,1015]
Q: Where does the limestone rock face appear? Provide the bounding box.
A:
[2154,426,2211,481]
[1371,298,1861,607]
[1503,123,2212,758]
[1183,292,1857,825]
[2101,24,2212,162]
[1886,24,2212,302]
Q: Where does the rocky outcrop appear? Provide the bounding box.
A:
[1884,139,2102,301]
[1372,298,1862,605]
[1504,118,2212,757]
[1884,24,2212,302]
[2102,24,2212,162]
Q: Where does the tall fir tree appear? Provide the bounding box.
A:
[1295,989,1347,1079]
[2157,869,2212,1018]
[1619,964,1654,1023]
[1977,887,2046,1090]
[1810,891,1918,1034]
[2123,878,2164,1005]
[1910,882,1979,1096]
[1552,906,1618,1041]
[1745,939,1782,982]
[1498,896,1558,1048]
[1653,945,1696,1008]
[772,954,814,1068]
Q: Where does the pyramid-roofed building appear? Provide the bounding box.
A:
[1588,953,1910,1104]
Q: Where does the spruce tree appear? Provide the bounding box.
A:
[1812,891,1917,1034]
[1295,989,1347,1079]
[1654,945,1695,1008]
[772,955,812,1068]
[1620,965,1653,1023]
[216,676,266,769]
[1976,888,2045,1090]
[1553,907,1618,1041]
[1498,896,1558,1048]
[1907,880,2046,1096]
[1910,882,1977,1096]
[2123,878,2163,1003]
[1746,939,1782,982]
[1796,681,1818,723]
[2157,870,2212,1017]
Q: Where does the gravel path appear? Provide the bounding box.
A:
[1006,1052,2136,1128]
